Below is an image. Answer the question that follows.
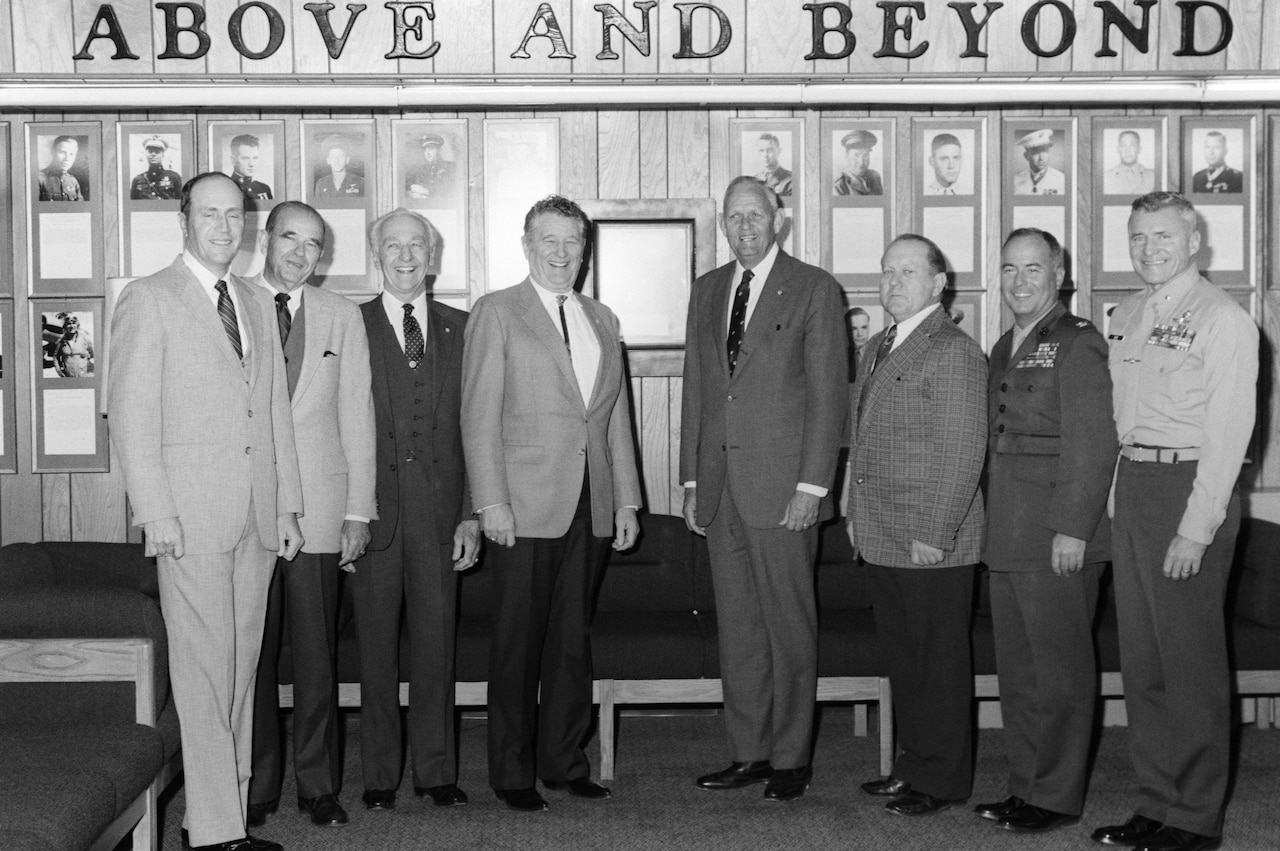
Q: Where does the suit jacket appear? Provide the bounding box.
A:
[984,305,1116,571]
[362,297,469,550]
[846,306,986,568]
[258,278,377,553]
[680,251,848,529]
[108,255,303,554]
[462,279,642,539]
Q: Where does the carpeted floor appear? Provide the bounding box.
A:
[153,707,1280,850]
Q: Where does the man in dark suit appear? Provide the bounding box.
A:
[974,228,1115,834]
[247,202,377,829]
[108,172,303,851]
[462,195,641,813]
[682,176,847,802]
[845,233,986,817]
[352,207,479,812]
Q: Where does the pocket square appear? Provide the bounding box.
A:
[323,350,337,357]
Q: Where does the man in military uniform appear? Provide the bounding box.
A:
[1092,192,1258,851]
[753,133,793,196]
[406,133,455,201]
[1104,130,1155,196]
[313,135,365,199]
[834,130,883,196]
[1191,131,1243,194]
[54,313,94,378]
[230,133,273,201]
[974,228,1115,835]
[38,135,83,201]
[1012,130,1065,196]
[130,136,182,201]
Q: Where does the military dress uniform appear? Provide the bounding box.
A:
[38,168,82,201]
[756,165,793,196]
[232,171,273,201]
[406,161,455,200]
[1107,265,1258,840]
[313,172,365,198]
[1012,166,1066,196]
[1191,166,1243,194]
[1104,163,1155,196]
[984,303,1115,818]
[834,170,883,196]
[130,167,183,200]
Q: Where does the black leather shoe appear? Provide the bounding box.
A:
[997,803,1079,833]
[414,783,469,806]
[298,793,349,827]
[1132,826,1220,851]
[495,787,549,812]
[885,790,955,817]
[763,766,812,801]
[1092,815,1164,846]
[246,798,277,828]
[361,788,396,810]
[861,776,911,797]
[974,794,1024,821]
[183,835,282,851]
[696,761,774,790]
[543,777,612,799]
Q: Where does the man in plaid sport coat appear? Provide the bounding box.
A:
[844,233,987,817]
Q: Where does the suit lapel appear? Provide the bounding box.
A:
[733,252,791,376]
[230,275,262,390]
[856,307,945,439]
[702,265,735,378]
[363,300,394,411]
[293,288,330,403]
[427,300,460,420]
[515,279,580,404]
[173,259,245,377]
[581,298,616,412]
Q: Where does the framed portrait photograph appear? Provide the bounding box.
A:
[208,120,285,279]
[1096,119,1165,198]
[1003,118,1076,292]
[729,118,804,260]
[29,298,108,472]
[117,120,193,279]
[914,118,986,290]
[921,128,976,196]
[942,291,984,347]
[394,118,470,294]
[27,121,104,296]
[0,300,15,473]
[824,118,894,290]
[484,118,558,292]
[1182,115,1254,289]
[844,294,888,382]
[577,198,717,350]
[0,122,11,298]
[302,118,377,294]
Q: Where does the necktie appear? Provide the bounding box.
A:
[215,280,243,360]
[403,303,424,368]
[274,292,291,346]
[726,269,754,375]
[870,324,897,375]
[556,294,572,361]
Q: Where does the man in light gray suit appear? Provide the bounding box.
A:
[109,172,304,851]
[682,176,848,802]
[248,202,377,830]
[463,195,641,813]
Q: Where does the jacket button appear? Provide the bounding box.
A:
[244,446,251,454]
[1000,383,1008,392]
[998,404,1006,413]
[997,424,1005,433]
[247,410,253,417]
[856,477,864,484]
[388,431,394,439]
[727,395,734,401]
[390,464,397,471]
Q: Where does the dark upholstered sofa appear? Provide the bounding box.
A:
[0,543,183,851]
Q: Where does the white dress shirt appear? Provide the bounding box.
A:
[724,242,780,332]
[259,277,304,320]
[888,302,942,352]
[530,279,601,405]
[184,251,251,363]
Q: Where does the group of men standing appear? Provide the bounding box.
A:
[107,167,1254,851]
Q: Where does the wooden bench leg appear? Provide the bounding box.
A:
[878,677,894,777]
[598,680,616,781]
[140,782,157,851]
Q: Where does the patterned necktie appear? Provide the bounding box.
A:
[274,292,291,346]
[870,324,897,375]
[403,303,424,368]
[556,294,573,361]
[215,280,243,360]
[726,269,754,376]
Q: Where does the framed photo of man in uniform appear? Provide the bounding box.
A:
[207,120,284,279]
[914,119,985,290]
[1182,116,1254,290]
[301,118,377,294]
[1003,118,1076,305]
[392,118,470,295]
[0,300,15,473]
[824,119,894,291]
[117,120,193,279]
[27,122,104,296]
[728,119,804,261]
[483,118,558,292]
[1093,117,1167,290]
[29,298,108,472]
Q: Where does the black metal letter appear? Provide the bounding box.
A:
[511,2,576,59]
[1094,1,1156,57]
[303,2,368,60]
[1173,0,1232,56]
[156,2,211,60]
[386,1,439,59]
[948,2,1003,59]
[228,1,286,60]
[874,1,928,60]
[804,2,856,61]
[673,3,731,59]
[73,4,139,60]
[596,1,656,59]
[1020,0,1076,58]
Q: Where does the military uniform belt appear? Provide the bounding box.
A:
[1120,444,1201,464]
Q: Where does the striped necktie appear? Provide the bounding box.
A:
[215,280,243,360]
[274,292,291,346]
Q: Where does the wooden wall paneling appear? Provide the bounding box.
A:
[894,110,916,238]
[237,0,294,74]
[666,376,683,515]
[983,107,1004,350]
[551,110,597,200]
[1035,0,1078,75]
[744,0,811,74]
[709,0,744,75]
[668,110,712,200]
[638,111,668,200]
[985,0,1038,74]
[1121,0,1160,71]
[373,109,394,228]
[1165,106,1193,194]
[1074,108,1103,311]
[0,0,14,73]
[1070,0,1120,74]
[329,0,396,74]
[570,0,611,75]
[658,0,711,75]
[1261,1,1280,71]
[466,113,486,302]
[201,0,241,74]
[70,463,126,541]
[1227,0,1264,71]
[909,0,988,75]
[1258,290,1280,489]
[149,2,205,72]
[277,110,305,202]
[42,474,71,542]
[290,0,331,75]
[494,1,567,75]
[621,0,660,76]
[12,0,75,72]
[706,109,732,266]
[393,0,436,75]
[73,0,152,74]
[847,1,904,75]
[1159,0,1225,72]
[597,111,641,200]
[433,2,494,74]
[637,376,671,515]
[803,109,820,266]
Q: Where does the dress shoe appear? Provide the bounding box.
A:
[494,787,549,812]
[361,788,396,810]
[543,777,612,799]
[1092,814,1164,846]
[763,766,812,801]
[183,833,282,851]
[885,789,955,817]
[245,798,277,828]
[996,803,1079,833]
[861,776,911,797]
[695,761,774,790]
[298,794,348,827]
[415,783,469,806]
[1132,826,1220,851]
[974,794,1024,821]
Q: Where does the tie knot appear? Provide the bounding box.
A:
[740,269,754,286]
[216,280,228,295]
[275,292,289,306]
[403,303,414,315]
[556,294,568,305]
